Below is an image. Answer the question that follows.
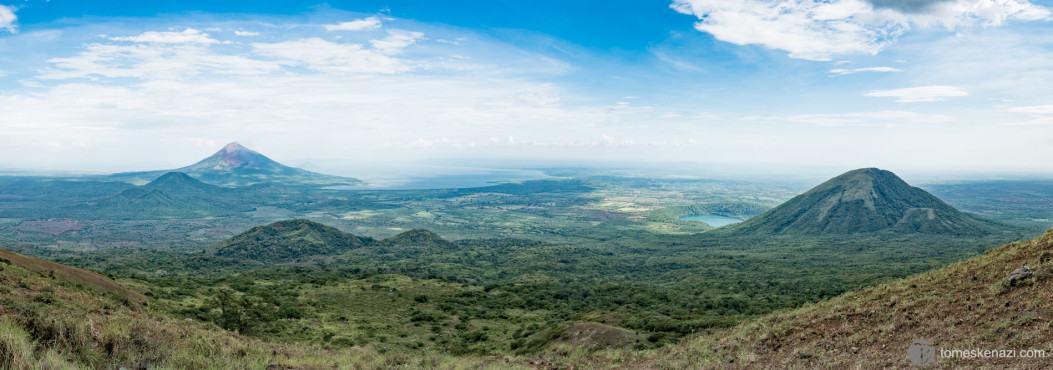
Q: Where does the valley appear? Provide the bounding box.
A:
[0,144,1049,368]
[5,0,1053,366]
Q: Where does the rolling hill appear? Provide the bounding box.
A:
[109,142,362,187]
[723,168,1008,236]
[76,172,244,219]
[381,228,458,249]
[209,219,374,262]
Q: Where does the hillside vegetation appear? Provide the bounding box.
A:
[0,249,145,304]
[0,248,523,369]
[5,228,1052,368]
[554,227,1053,368]
[209,219,373,262]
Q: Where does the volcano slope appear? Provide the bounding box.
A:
[722,168,1007,236]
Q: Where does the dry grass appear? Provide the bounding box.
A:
[0,249,146,304]
[6,229,1053,369]
[549,228,1053,369]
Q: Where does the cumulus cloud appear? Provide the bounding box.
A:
[109,28,219,44]
[670,0,1051,61]
[864,85,968,102]
[370,30,424,54]
[0,5,15,33]
[324,16,382,31]
[829,66,903,74]
[234,30,259,36]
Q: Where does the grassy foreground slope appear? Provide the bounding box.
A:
[560,227,1053,368]
[0,249,146,305]
[0,249,518,369]
[5,227,1053,368]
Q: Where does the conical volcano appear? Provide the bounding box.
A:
[725,168,1004,236]
[109,142,361,187]
[180,142,281,172]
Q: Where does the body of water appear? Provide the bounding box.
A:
[325,166,551,190]
[678,214,744,227]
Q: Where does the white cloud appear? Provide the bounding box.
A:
[40,42,279,80]
[234,30,259,36]
[1009,104,1053,114]
[829,66,903,74]
[0,5,16,33]
[670,0,1051,61]
[670,0,906,60]
[370,30,425,54]
[864,85,968,102]
[37,26,425,79]
[252,38,414,74]
[324,17,382,31]
[109,28,219,44]
[7,14,1052,173]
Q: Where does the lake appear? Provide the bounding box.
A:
[678,214,744,227]
[324,166,551,190]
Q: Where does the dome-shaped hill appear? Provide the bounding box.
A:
[142,172,225,196]
[724,168,1007,236]
[84,172,239,219]
[210,219,372,262]
[381,229,456,249]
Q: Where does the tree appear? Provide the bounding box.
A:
[206,287,279,335]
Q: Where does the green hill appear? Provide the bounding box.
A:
[724,168,1007,236]
[209,219,373,262]
[76,172,243,219]
[142,171,228,196]
[109,142,361,187]
[382,228,457,249]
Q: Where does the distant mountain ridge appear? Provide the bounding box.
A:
[109,142,361,187]
[724,168,1008,236]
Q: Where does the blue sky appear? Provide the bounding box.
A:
[1,0,1052,174]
